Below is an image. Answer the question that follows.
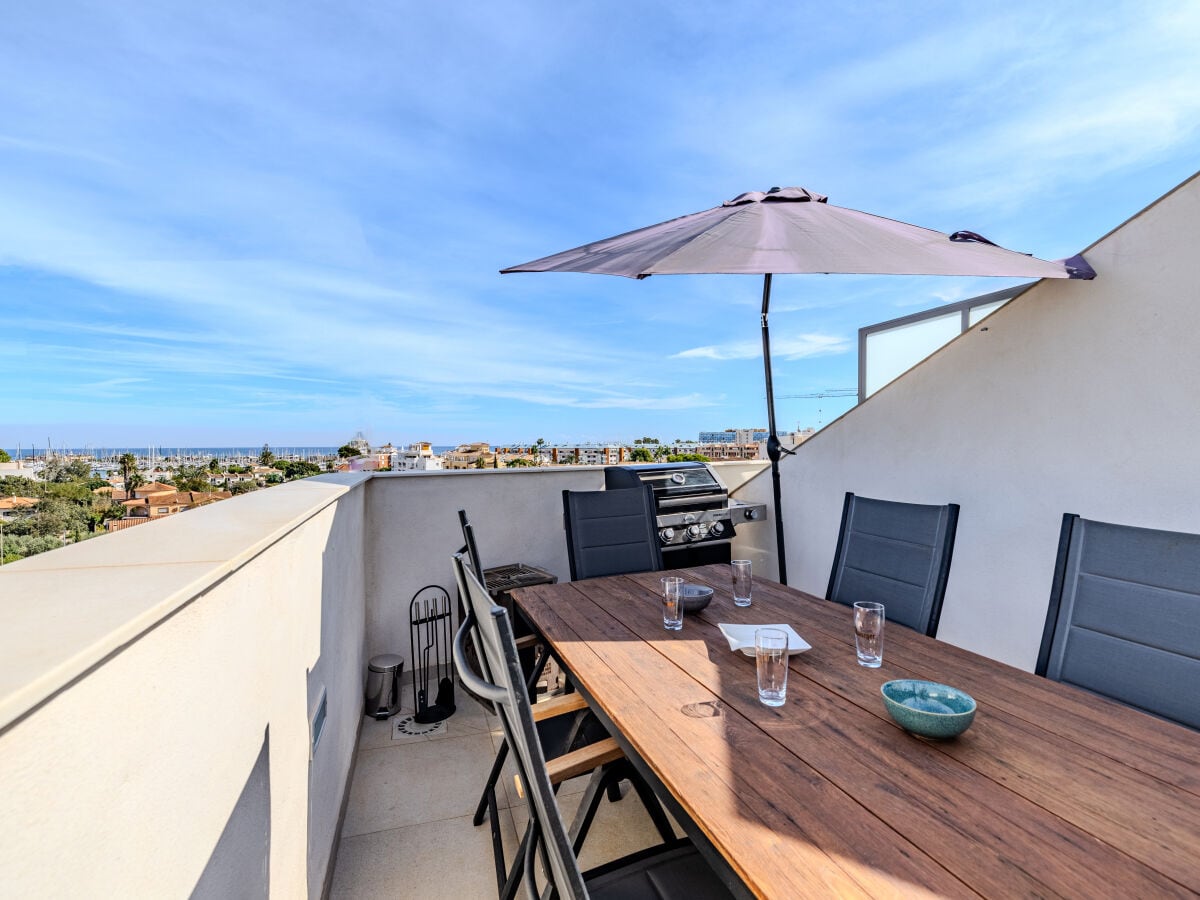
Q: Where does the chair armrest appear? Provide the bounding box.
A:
[545,737,623,784]
[512,738,625,798]
[531,692,588,723]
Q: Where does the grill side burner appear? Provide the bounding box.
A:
[603,462,767,565]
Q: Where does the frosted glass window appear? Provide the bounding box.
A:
[968,299,1008,326]
[864,312,962,396]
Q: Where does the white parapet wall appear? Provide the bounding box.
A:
[0,474,369,898]
[364,462,772,667]
[780,172,1200,669]
[0,458,775,895]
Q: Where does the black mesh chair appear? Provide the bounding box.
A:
[826,492,960,638]
[458,510,601,892]
[1036,514,1200,730]
[453,555,681,899]
[452,555,733,900]
[562,486,663,581]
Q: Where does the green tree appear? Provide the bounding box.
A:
[259,444,275,466]
[0,449,11,462]
[0,475,41,497]
[118,453,140,495]
[42,457,92,483]
[229,481,258,495]
[28,498,89,538]
[665,453,710,463]
[628,447,654,462]
[337,444,363,458]
[172,465,212,493]
[280,461,321,480]
[506,457,536,467]
[3,534,61,563]
[208,458,221,474]
[473,456,487,469]
[44,482,92,503]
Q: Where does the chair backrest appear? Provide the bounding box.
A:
[825,492,960,638]
[563,486,663,581]
[451,554,588,899]
[457,508,486,583]
[1037,514,1200,730]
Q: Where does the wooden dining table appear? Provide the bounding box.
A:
[513,564,1200,899]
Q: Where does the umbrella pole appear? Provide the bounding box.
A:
[760,273,788,585]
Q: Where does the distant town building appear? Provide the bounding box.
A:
[394,443,443,471]
[443,442,496,469]
[346,432,372,456]
[0,497,38,520]
[696,442,763,461]
[699,428,771,443]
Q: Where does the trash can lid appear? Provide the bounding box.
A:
[368,653,404,672]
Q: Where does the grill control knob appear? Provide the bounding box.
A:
[660,528,675,544]
[709,521,725,537]
[687,524,702,540]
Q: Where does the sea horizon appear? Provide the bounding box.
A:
[2,446,459,461]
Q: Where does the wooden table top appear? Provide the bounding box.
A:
[514,564,1200,899]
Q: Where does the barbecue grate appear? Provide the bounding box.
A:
[483,563,556,594]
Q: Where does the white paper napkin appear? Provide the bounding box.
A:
[717,623,811,656]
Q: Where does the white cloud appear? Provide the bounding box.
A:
[673,333,851,362]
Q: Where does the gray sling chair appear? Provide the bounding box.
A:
[1036,514,1200,730]
[826,492,960,638]
[457,513,660,895]
[452,554,735,900]
[562,486,663,582]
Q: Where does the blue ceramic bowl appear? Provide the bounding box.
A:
[681,584,713,613]
[881,680,977,739]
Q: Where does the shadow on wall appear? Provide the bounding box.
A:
[191,728,271,899]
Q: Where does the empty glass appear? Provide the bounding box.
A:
[731,559,753,607]
[661,576,683,631]
[853,602,885,667]
[756,628,788,706]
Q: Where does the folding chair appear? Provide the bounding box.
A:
[452,554,730,900]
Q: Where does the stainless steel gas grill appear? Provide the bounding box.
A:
[603,462,767,568]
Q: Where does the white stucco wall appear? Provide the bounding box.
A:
[781,172,1200,669]
[0,474,368,897]
[364,462,774,667]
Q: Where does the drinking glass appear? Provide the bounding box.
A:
[661,576,684,631]
[731,559,753,607]
[756,628,788,707]
[853,602,885,667]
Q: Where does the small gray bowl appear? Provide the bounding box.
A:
[881,680,976,739]
[681,583,713,613]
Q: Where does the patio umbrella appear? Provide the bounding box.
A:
[501,186,1095,584]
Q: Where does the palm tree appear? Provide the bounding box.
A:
[118,453,140,495]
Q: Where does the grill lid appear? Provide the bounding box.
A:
[604,462,728,502]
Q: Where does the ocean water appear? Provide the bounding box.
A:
[2,446,457,462]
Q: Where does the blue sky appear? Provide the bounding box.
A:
[3,2,1199,449]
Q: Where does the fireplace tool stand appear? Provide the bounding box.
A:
[409,585,456,723]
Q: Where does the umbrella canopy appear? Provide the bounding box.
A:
[501,187,1095,584]
[501,187,1095,280]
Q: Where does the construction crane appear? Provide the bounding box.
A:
[776,389,858,400]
